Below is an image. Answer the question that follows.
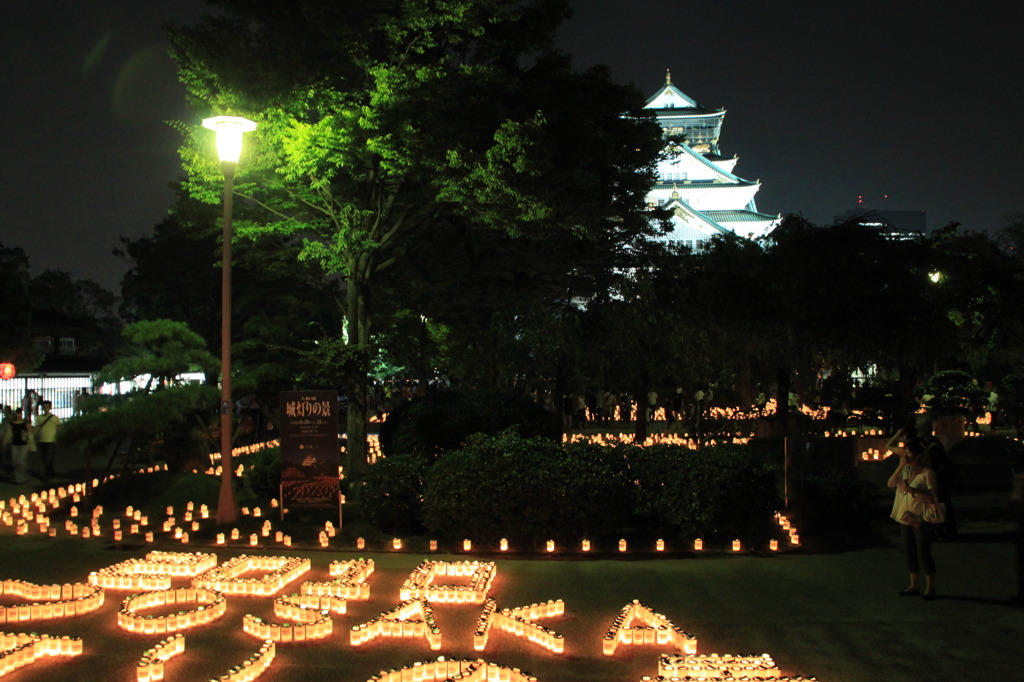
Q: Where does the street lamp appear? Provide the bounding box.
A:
[203,115,257,525]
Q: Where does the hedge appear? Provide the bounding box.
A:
[363,432,781,547]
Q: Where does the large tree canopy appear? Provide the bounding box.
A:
[169,0,663,467]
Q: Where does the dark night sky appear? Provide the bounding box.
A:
[3,1,1021,292]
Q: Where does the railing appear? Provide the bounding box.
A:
[0,376,93,420]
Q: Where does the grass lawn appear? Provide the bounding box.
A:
[1,527,1020,681]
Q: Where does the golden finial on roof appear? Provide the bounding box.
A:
[666,69,672,84]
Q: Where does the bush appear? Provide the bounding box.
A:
[245,446,282,502]
[629,443,781,544]
[418,433,780,547]
[361,455,430,534]
[378,391,559,461]
[421,431,568,546]
[919,369,987,418]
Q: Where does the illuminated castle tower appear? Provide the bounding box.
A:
[646,71,778,247]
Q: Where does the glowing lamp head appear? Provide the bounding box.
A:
[202,115,257,164]
[0,362,15,380]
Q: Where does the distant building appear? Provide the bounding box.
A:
[0,310,103,418]
[644,71,779,249]
[833,207,927,240]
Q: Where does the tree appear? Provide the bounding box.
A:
[118,194,343,437]
[927,222,1024,381]
[116,200,222,347]
[0,242,40,370]
[61,320,219,474]
[168,0,661,470]
[30,269,122,361]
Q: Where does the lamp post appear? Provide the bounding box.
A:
[203,115,257,525]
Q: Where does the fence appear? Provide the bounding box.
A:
[1,375,94,420]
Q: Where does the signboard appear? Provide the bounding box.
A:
[279,390,340,510]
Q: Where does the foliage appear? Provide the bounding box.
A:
[0,242,41,370]
[419,433,778,546]
[90,471,221,517]
[1000,373,1024,438]
[116,200,222,344]
[377,390,558,460]
[581,244,704,439]
[30,269,122,360]
[61,320,219,471]
[918,369,988,417]
[361,454,430,535]
[244,446,282,502]
[421,431,614,545]
[628,443,780,544]
[168,0,662,468]
[118,195,343,433]
[97,320,217,390]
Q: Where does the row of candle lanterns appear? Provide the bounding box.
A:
[302,559,375,600]
[3,454,802,557]
[473,598,567,654]
[0,633,82,677]
[242,592,336,643]
[117,587,226,634]
[602,600,697,657]
[4,485,802,554]
[89,551,219,591]
[656,651,818,680]
[0,580,103,624]
[399,561,496,604]
[490,599,565,654]
[367,657,540,682]
[135,634,184,682]
[206,439,280,465]
[565,432,753,449]
[350,599,442,650]
[192,555,310,596]
[380,536,796,554]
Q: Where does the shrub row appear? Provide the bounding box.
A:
[362,432,781,548]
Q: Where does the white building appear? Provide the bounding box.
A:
[645,71,779,248]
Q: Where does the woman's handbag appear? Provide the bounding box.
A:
[923,501,947,524]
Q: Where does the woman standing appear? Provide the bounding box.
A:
[887,438,939,599]
[3,410,32,484]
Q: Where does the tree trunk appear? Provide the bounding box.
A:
[344,272,370,475]
[775,368,792,437]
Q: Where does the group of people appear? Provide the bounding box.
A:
[1,398,62,484]
[886,426,951,600]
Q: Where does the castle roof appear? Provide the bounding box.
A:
[644,70,723,117]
